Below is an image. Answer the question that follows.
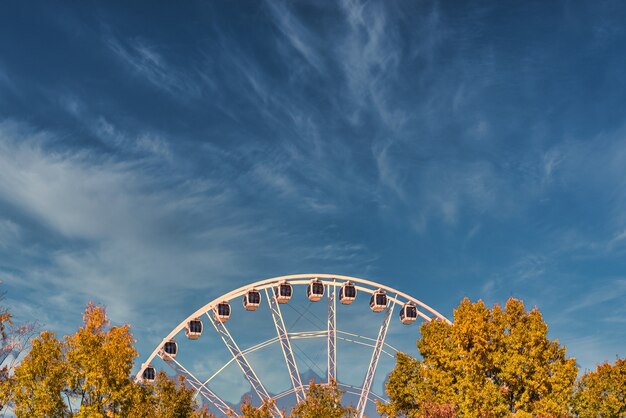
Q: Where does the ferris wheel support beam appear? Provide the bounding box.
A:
[206,311,281,417]
[162,355,236,417]
[356,299,396,418]
[327,280,337,383]
[265,288,306,403]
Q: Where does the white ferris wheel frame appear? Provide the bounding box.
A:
[136,273,451,418]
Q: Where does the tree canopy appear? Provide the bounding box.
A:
[379,297,579,417]
[0,290,35,411]
[10,331,68,417]
[2,291,625,418]
[239,397,275,418]
[3,302,205,417]
[290,379,355,418]
[572,358,626,418]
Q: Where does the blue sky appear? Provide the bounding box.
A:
[1,0,626,408]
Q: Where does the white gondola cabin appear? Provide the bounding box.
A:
[275,281,293,303]
[399,302,418,324]
[307,278,325,302]
[161,339,178,359]
[213,301,231,323]
[339,281,357,305]
[243,289,261,311]
[185,318,203,339]
[142,364,156,382]
[369,289,388,312]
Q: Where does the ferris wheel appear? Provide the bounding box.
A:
[136,274,450,418]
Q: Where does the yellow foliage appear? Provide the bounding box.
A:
[573,358,626,418]
[65,302,138,415]
[381,298,578,418]
[239,396,275,418]
[290,379,356,418]
[10,331,68,417]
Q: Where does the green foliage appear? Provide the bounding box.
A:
[573,358,626,418]
[290,379,355,418]
[377,352,425,417]
[380,297,578,418]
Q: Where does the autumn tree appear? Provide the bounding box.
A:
[9,331,68,417]
[380,297,578,418]
[290,379,356,418]
[109,370,207,418]
[64,302,138,416]
[151,371,200,417]
[4,302,207,417]
[238,396,275,418]
[0,288,36,413]
[572,358,626,418]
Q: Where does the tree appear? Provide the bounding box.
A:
[0,288,36,413]
[572,358,626,418]
[290,379,356,418]
[3,301,206,417]
[64,302,138,416]
[377,352,425,417]
[9,331,68,417]
[152,371,199,418]
[380,298,578,418]
[239,396,275,418]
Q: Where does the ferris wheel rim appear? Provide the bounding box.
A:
[137,273,450,380]
[137,273,452,417]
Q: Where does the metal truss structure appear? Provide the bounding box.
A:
[265,288,306,403]
[160,353,235,417]
[327,280,337,383]
[137,274,450,418]
[356,299,396,418]
[206,309,282,417]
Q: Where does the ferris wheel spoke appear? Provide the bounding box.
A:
[163,355,236,417]
[265,288,306,403]
[206,310,282,417]
[356,298,396,418]
[138,275,451,418]
[327,280,337,383]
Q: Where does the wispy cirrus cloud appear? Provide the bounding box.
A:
[0,120,376,343]
[564,278,626,314]
[106,35,209,99]
[337,0,406,130]
[265,1,325,74]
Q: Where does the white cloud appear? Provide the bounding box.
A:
[106,36,207,99]
[0,219,20,248]
[265,1,325,74]
[337,0,406,130]
[564,278,626,314]
[0,121,377,344]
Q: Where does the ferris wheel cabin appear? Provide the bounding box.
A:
[213,301,231,323]
[275,281,293,303]
[243,289,261,311]
[370,289,388,312]
[400,302,418,324]
[307,278,325,302]
[160,339,178,360]
[141,364,156,382]
[339,281,357,304]
[185,318,203,339]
